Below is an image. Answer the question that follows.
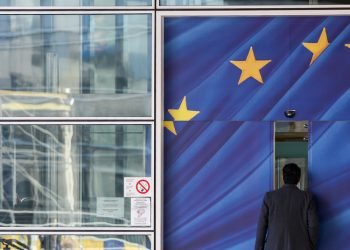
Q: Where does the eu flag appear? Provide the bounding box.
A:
[164,15,350,250]
[164,16,350,123]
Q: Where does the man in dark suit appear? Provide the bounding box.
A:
[255,163,319,250]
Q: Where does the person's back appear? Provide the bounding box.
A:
[255,163,319,250]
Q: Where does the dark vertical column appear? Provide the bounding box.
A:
[114,9,127,201]
[1,126,13,216]
[114,125,125,226]
[81,0,93,94]
[41,0,54,92]
[81,125,91,221]
[115,14,127,94]
[145,126,151,177]
[80,2,93,227]
[115,125,125,197]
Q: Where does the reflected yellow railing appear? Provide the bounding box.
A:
[0,90,72,112]
[0,235,148,250]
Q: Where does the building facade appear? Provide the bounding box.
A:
[0,1,349,250]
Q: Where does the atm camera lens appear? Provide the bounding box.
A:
[284,110,296,118]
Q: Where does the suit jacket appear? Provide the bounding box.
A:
[255,184,319,250]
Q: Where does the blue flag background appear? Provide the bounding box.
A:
[164,16,350,121]
[164,122,273,249]
[164,16,350,250]
[309,121,350,250]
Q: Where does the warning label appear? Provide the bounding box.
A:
[124,177,152,197]
[131,197,151,226]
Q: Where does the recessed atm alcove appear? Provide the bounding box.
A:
[275,121,308,190]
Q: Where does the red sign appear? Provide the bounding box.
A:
[136,179,150,195]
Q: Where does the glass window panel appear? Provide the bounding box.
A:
[0,124,152,227]
[0,234,151,250]
[0,14,152,117]
[0,0,152,6]
[160,0,329,6]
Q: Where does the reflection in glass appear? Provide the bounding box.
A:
[0,124,152,227]
[0,0,152,6]
[0,14,152,117]
[275,121,308,190]
[0,234,151,250]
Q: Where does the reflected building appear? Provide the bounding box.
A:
[0,2,154,250]
[0,14,152,117]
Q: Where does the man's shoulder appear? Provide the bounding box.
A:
[265,187,314,199]
[264,186,309,196]
[264,190,278,200]
[263,188,316,210]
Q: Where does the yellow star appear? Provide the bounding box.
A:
[345,44,350,48]
[164,121,177,135]
[168,96,200,121]
[303,27,329,65]
[230,47,271,85]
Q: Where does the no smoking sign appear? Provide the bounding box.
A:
[136,179,150,194]
[124,177,152,197]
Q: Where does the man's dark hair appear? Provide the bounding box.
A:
[283,163,301,185]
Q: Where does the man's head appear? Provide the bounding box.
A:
[283,163,301,185]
